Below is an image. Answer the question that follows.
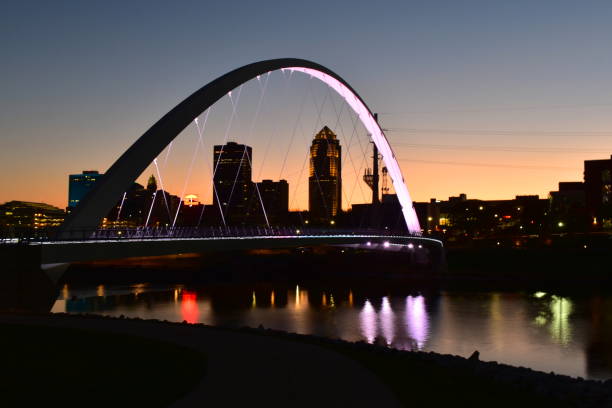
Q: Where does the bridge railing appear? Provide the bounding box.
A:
[0,225,421,244]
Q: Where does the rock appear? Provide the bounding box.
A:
[468,350,480,361]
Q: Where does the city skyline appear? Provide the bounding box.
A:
[5,3,612,402]
[3,2,612,208]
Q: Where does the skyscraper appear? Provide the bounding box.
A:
[309,126,341,223]
[213,141,253,224]
[68,170,103,208]
[584,155,612,226]
[255,179,289,224]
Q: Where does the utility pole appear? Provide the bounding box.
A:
[372,113,380,205]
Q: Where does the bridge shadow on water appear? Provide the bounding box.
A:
[62,247,438,287]
[0,246,442,313]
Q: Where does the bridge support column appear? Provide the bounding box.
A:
[429,243,447,274]
[0,245,59,313]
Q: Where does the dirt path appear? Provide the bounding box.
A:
[0,314,401,408]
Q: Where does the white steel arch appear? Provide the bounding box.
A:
[60,59,421,237]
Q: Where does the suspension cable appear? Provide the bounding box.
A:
[306,77,331,219]
[171,112,209,227]
[193,110,227,227]
[116,192,127,222]
[153,158,172,224]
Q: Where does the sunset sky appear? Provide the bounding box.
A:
[2,1,612,210]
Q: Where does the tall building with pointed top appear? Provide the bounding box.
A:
[309,126,342,223]
[146,174,157,192]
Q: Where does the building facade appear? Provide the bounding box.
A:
[549,182,587,231]
[68,170,103,208]
[415,194,549,242]
[255,179,289,224]
[584,155,612,227]
[308,126,342,224]
[0,201,65,231]
[213,142,253,224]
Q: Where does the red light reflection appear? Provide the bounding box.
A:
[181,291,199,324]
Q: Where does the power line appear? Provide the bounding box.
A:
[386,128,612,136]
[392,143,612,154]
[398,158,578,171]
[378,103,612,116]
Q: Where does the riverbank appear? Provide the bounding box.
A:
[3,313,611,407]
[0,320,205,407]
[0,313,401,408]
[62,247,612,292]
[443,246,612,290]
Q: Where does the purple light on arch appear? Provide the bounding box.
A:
[287,67,421,235]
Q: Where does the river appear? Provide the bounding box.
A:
[52,283,612,380]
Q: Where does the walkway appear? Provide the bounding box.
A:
[0,314,402,408]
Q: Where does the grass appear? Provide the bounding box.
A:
[331,346,568,408]
[236,327,572,408]
[0,323,206,408]
[0,317,576,407]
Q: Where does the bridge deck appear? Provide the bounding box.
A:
[30,234,442,264]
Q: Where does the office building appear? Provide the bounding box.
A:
[213,142,253,224]
[0,201,65,230]
[255,179,289,224]
[68,170,103,208]
[308,126,341,223]
[549,182,587,231]
[584,155,612,227]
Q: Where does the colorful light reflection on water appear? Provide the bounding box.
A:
[181,291,199,324]
[53,285,612,380]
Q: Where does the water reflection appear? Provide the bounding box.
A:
[293,285,309,310]
[359,300,377,343]
[550,296,573,345]
[52,284,612,379]
[405,296,428,349]
[380,297,395,345]
[181,291,199,324]
[533,294,574,346]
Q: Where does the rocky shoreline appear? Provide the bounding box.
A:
[48,313,612,407]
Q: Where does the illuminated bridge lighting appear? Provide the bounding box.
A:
[287,67,421,234]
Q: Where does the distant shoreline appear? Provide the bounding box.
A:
[59,246,612,292]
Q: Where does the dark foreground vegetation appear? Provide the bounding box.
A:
[0,322,206,407]
[239,324,610,408]
[7,313,611,408]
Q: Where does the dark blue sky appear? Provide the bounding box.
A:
[3,0,612,207]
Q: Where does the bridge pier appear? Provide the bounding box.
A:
[0,244,60,313]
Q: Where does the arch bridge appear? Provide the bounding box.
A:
[2,59,447,311]
[5,59,446,282]
[59,58,422,238]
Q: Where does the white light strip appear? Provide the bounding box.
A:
[35,235,442,246]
